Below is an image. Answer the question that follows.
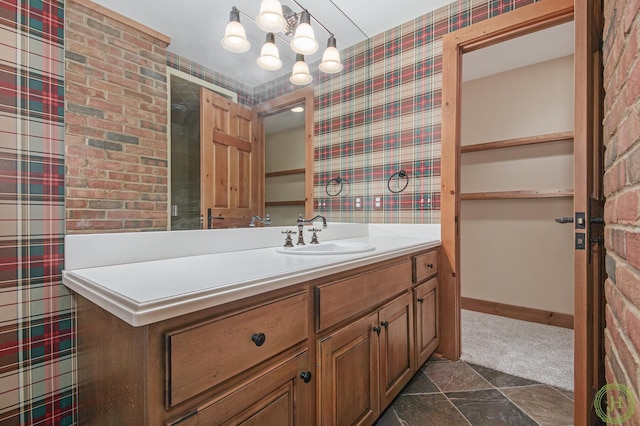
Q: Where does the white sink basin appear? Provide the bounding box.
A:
[276,241,375,255]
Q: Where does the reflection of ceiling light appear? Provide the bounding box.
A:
[221,7,250,53]
[222,6,342,79]
[256,0,286,33]
[319,36,343,73]
[257,33,282,70]
[290,54,312,85]
[291,106,304,112]
[290,11,318,55]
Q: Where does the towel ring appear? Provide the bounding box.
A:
[325,177,345,197]
[387,170,409,193]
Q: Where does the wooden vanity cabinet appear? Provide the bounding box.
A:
[76,285,314,426]
[314,260,415,426]
[412,249,439,368]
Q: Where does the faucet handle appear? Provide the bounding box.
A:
[281,230,297,247]
[308,228,322,244]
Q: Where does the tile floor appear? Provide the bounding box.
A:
[375,357,574,426]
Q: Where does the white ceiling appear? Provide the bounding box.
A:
[93,0,455,87]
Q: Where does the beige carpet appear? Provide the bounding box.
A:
[460,309,574,391]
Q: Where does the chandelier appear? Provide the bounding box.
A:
[221,0,343,85]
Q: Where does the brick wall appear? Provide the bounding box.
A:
[603,0,640,419]
[65,0,170,233]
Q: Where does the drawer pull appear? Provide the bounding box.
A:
[381,321,389,329]
[300,371,312,383]
[427,263,434,269]
[251,333,266,347]
[373,326,381,335]
[417,297,424,303]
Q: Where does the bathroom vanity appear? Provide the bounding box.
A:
[63,224,440,425]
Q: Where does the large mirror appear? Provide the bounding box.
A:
[169,69,313,230]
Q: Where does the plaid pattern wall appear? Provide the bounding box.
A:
[311,0,539,224]
[0,0,73,425]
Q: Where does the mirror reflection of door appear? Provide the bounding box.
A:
[264,105,306,226]
[170,70,261,230]
[200,88,263,229]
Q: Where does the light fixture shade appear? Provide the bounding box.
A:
[319,36,343,73]
[257,33,282,71]
[290,54,313,85]
[221,8,250,53]
[256,0,286,32]
[290,11,318,55]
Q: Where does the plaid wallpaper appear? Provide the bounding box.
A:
[310,0,539,224]
[0,0,73,425]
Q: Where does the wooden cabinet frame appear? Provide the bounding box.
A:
[440,0,605,424]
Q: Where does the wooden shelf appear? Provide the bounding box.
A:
[460,131,574,154]
[265,200,306,207]
[265,168,305,178]
[461,189,574,200]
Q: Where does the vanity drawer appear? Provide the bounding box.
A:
[412,250,438,283]
[315,260,411,333]
[166,291,308,407]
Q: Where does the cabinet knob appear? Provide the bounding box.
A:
[300,371,312,383]
[417,297,424,303]
[373,326,381,335]
[427,263,434,269]
[251,333,266,347]
[381,321,389,329]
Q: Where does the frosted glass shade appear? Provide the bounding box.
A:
[221,21,250,53]
[290,55,312,85]
[319,46,343,73]
[256,0,286,32]
[257,37,282,71]
[290,12,317,55]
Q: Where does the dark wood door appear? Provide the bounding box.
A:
[318,312,380,426]
[414,277,439,368]
[378,292,414,409]
[200,88,263,228]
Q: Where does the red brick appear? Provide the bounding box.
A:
[625,57,640,108]
[625,305,640,354]
[106,210,139,220]
[86,117,123,132]
[606,305,639,391]
[66,145,106,160]
[122,33,153,51]
[65,199,88,209]
[106,191,140,201]
[87,159,125,172]
[618,190,640,223]
[66,220,124,231]
[624,0,640,34]
[124,220,154,229]
[66,188,107,200]
[87,179,123,190]
[627,231,640,269]
[87,97,124,114]
[67,210,106,220]
[108,172,140,182]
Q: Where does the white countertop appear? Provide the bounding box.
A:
[63,223,440,326]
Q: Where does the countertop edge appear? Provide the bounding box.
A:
[64,239,440,327]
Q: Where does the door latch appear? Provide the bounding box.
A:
[575,233,586,250]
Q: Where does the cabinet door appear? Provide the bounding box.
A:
[318,312,379,426]
[170,350,312,426]
[414,277,438,368]
[378,292,414,409]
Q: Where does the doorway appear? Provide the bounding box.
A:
[439,0,605,424]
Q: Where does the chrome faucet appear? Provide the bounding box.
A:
[296,214,327,245]
[249,214,271,227]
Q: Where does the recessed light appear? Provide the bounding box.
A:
[291,106,304,112]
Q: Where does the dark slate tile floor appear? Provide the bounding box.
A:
[375,357,574,426]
